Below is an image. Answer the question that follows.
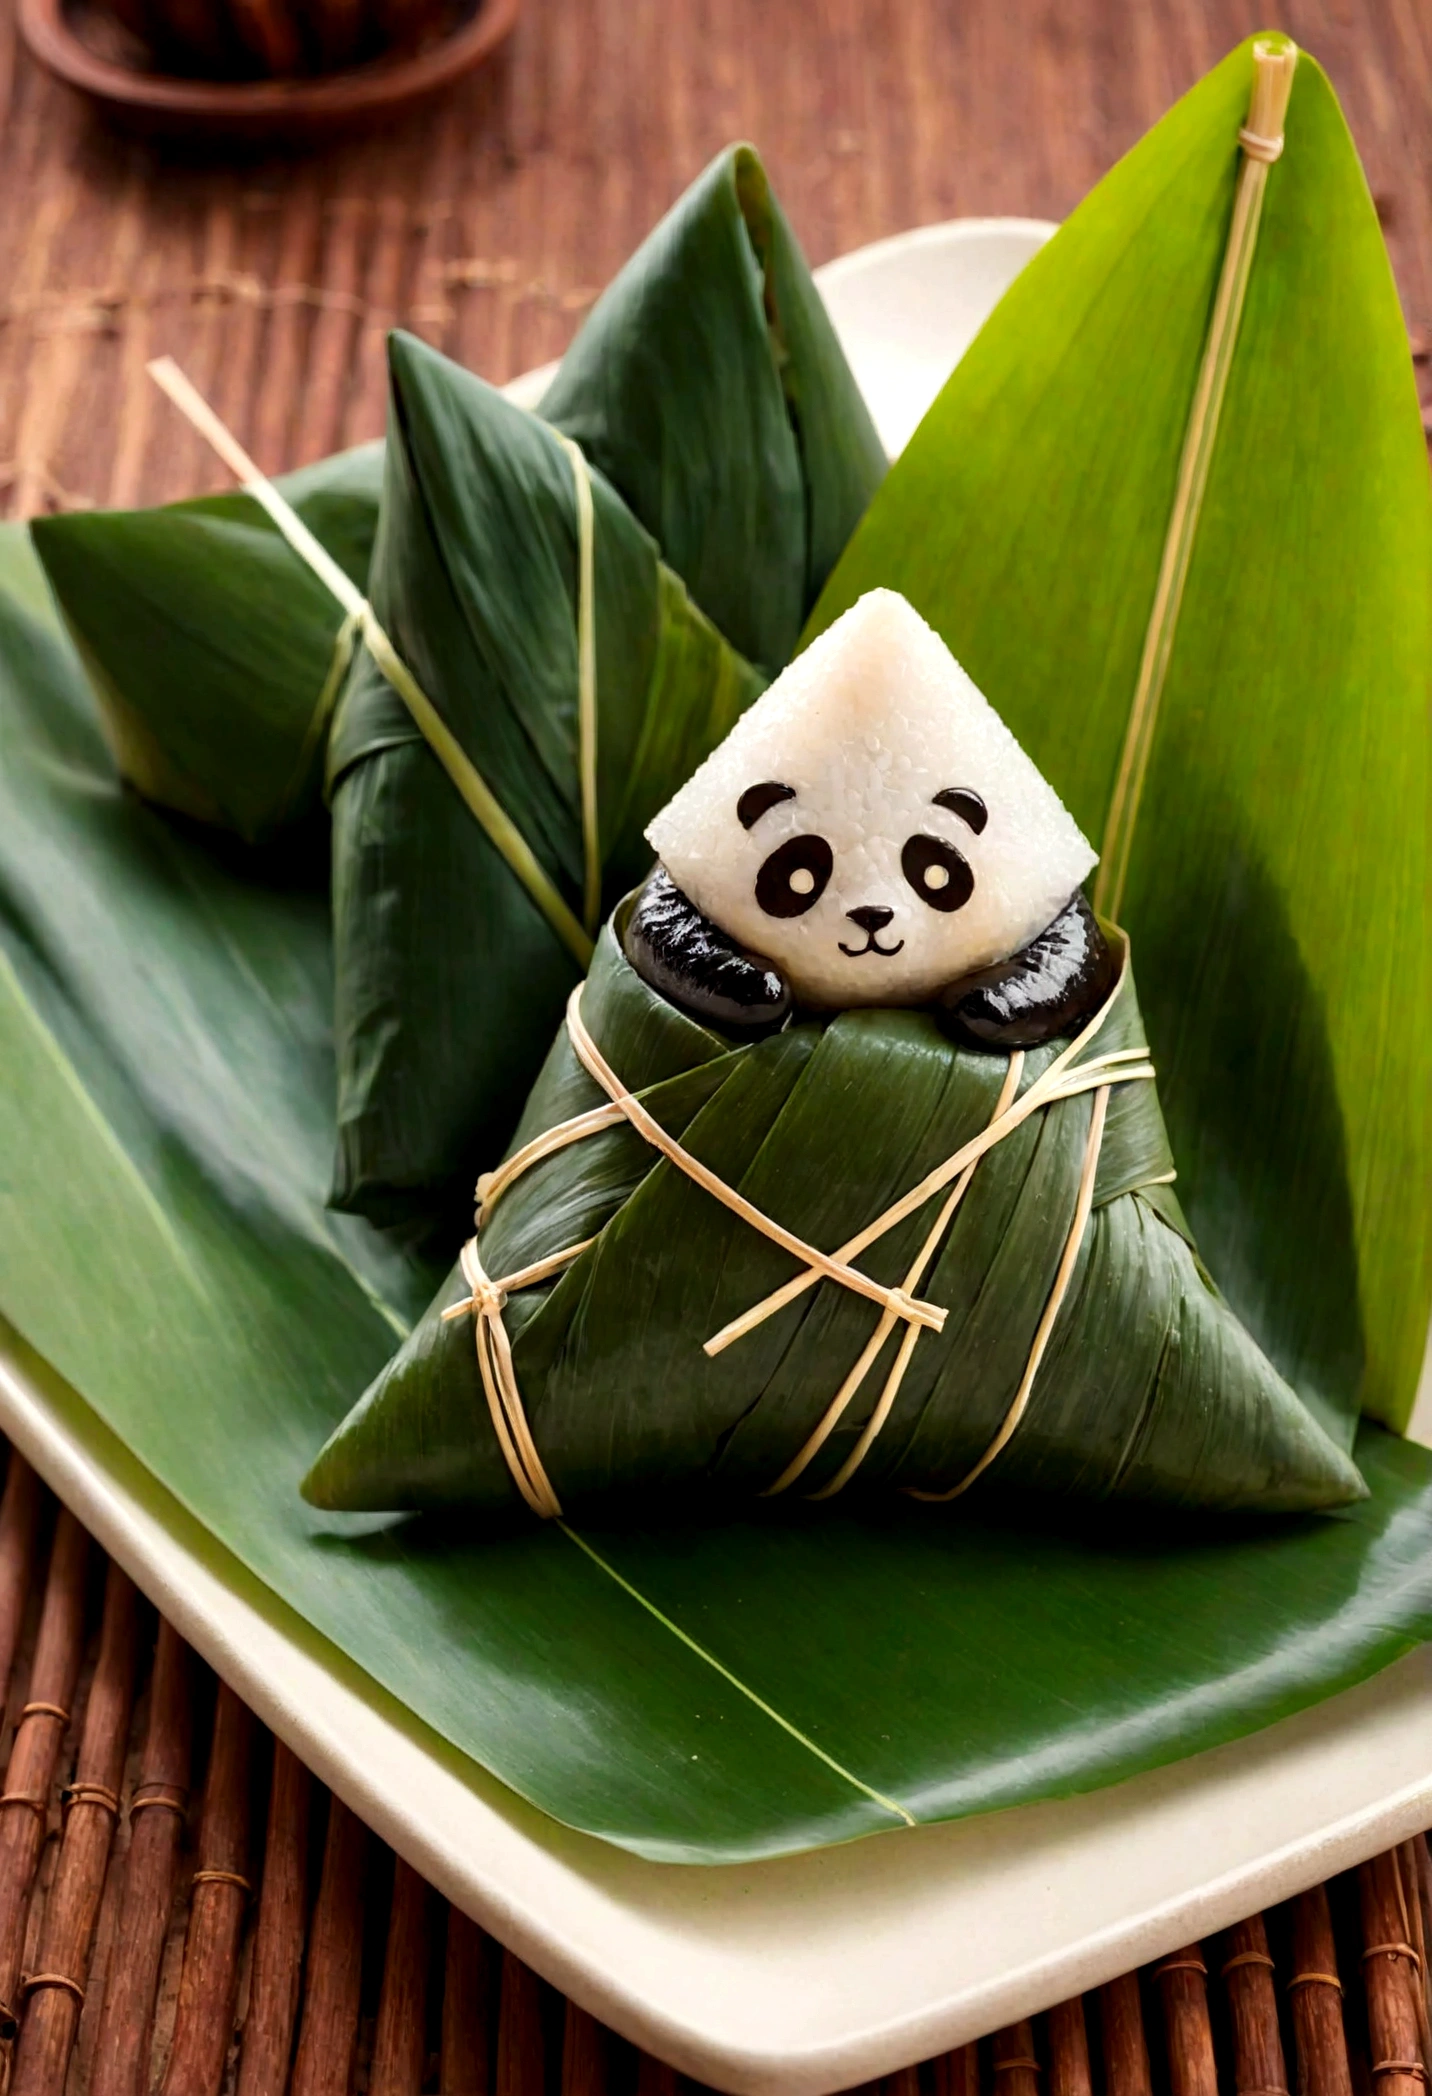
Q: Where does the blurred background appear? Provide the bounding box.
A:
[0,0,1427,522]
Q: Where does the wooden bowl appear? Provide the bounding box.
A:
[18,0,519,141]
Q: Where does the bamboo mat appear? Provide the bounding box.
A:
[0,1449,1428,2096]
[1,0,1432,2088]
[0,0,1429,512]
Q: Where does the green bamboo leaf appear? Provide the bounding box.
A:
[540,144,887,673]
[305,911,1363,1522]
[327,336,766,1230]
[810,38,1432,1443]
[30,443,383,846]
[1,537,1431,1862]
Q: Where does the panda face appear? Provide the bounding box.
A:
[714,760,1007,1006]
[645,588,1097,1010]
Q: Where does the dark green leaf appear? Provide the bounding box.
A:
[306,913,1362,1521]
[327,339,765,1229]
[30,444,383,844]
[540,144,887,673]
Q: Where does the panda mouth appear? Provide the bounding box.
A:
[838,933,906,960]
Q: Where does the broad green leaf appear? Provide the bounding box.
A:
[811,41,1432,1442]
[2,552,1431,1862]
[30,444,383,845]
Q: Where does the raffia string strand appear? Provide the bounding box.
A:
[908,1082,1112,1503]
[553,432,602,937]
[130,1783,188,1820]
[564,987,948,1335]
[62,1781,120,1816]
[448,952,1154,1515]
[145,357,597,973]
[769,1051,1026,1500]
[478,1102,628,1216]
[704,935,1151,1356]
[1094,37,1297,922]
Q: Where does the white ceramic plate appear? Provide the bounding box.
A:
[4,216,1432,2096]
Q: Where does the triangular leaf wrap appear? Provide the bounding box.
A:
[31,443,383,844]
[328,337,766,1227]
[811,42,1432,1439]
[540,144,887,673]
[306,910,1364,1522]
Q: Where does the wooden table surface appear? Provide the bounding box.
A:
[0,4,1431,2094]
[0,0,1429,522]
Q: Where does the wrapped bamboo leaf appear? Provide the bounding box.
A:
[539,144,887,673]
[30,442,383,846]
[308,593,1362,1523]
[303,904,1363,1521]
[327,334,766,1229]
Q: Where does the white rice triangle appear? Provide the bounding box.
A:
[646,588,1097,1008]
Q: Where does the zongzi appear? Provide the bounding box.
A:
[31,442,384,846]
[329,146,885,1233]
[327,337,766,1234]
[305,591,1365,1524]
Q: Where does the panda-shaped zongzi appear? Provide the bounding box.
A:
[628,588,1114,1049]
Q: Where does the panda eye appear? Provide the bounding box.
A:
[902,834,974,913]
[755,835,833,919]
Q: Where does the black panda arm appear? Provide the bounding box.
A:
[623,865,792,1035]
[934,892,1115,1050]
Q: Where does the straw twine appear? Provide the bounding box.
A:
[445,946,1155,1519]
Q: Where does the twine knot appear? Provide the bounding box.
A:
[1238,125,1285,163]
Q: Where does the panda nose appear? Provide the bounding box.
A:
[846,905,894,933]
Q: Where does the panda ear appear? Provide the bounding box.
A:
[738,782,797,830]
[933,788,988,835]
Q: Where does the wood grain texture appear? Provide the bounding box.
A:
[289,1793,367,2096]
[0,0,1427,520]
[88,1617,193,2096]
[156,1683,254,2096]
[9,1562,137,2096]
[0,1509,88,2040]
[1289,1885,1353,2096]
[1100,1972,1154,2096]
[234,1739,310,2096]
[1155,1947,1219,2096]
[370,1856,429,2096]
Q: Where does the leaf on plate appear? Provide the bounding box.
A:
[811,38,1432,1443]
[0,520,1430,1866]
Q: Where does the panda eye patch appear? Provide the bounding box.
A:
[756,835,833,918]
[933,787,988,835]
[902,833,974,913]
[738,781,797,830]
